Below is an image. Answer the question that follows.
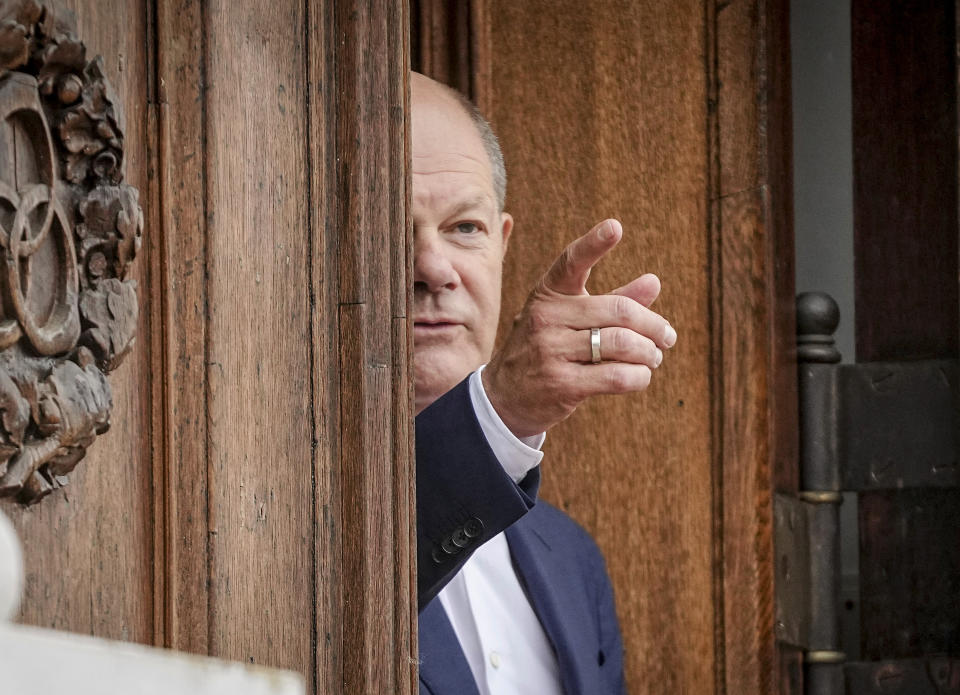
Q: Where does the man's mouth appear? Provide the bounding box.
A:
[413,319,462,335]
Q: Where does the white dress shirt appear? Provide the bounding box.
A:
[435,367,564,695]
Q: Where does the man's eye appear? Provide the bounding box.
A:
[456,222,480,235]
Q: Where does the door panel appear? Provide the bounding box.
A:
[2,2,416,695]
[858,489,960,660]
[851,0,960,673]
[200,0,315,672]
[780,2,960,693]
[154,0,209,655]
[5,0,156,644]
[484,5,714,691]
[415,1,795,693]
[851,0,958,363]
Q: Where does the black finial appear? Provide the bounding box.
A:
[797,292,841,363]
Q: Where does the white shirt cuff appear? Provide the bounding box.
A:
[468,366,545,484]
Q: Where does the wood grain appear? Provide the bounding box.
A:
[761,0,799,500]
[717,188,775,695]
[858,489,960,659]
[480,2,715,692]
[6,3,416,694]
[306,1,341,691]
[851,0,959,668]
[411,0,492,111]
[144,0,163,647]
[416,1,795,693]
[715,3,794,695]
[389,3,417,692]
[154,0,210,655]
[203,0,314,673]
[315,1,415,693]
[6,0,156,646]
[411,0,472,95]
[851,0,959,362]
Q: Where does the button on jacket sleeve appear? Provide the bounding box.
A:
[416,376,540,611]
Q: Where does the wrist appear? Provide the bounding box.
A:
[481,365,539,439]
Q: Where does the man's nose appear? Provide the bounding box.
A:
[413,230,459,292]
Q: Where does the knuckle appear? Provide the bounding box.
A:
[556,364,579,391]
[542,362,561,382]
[527,304,551,332]
[653,316,669,339]
[612,295,633,323]
[568,381,589,404]
[550,367,581,404]
[532,336,554,363]
[607,365,632,393]
[608,327,629,354]
[606,365,651,393]
[642,337,658,364]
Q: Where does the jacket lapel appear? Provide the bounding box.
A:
[506,514,595,695]
[418,599,482,695]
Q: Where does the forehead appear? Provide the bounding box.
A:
[411,84,496,215]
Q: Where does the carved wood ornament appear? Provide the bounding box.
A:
[0,0,140,504]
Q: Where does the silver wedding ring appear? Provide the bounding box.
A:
[590,327,601,364]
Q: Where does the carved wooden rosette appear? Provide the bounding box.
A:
[0,0,141,504]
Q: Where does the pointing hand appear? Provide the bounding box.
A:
[482,219,676,438]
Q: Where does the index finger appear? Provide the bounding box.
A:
[541,219,623,295]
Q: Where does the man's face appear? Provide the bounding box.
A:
[411,75,513,413]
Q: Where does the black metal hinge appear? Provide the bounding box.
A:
[775,293,960,695]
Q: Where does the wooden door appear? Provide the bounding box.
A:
[1,0,156,645]
[1,1,806,693]
[414,1,796,693]
[0,1,417,694]
[846,0,959,689]
[776,2,959,694]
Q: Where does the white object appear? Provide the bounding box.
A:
[468,367,545,483]
[0,507,24,621]
[439,370,562,695]
[0,622,304,695]
[0,508,302,695]
[439,533,562,695]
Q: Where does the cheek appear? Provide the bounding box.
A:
[461,257,504,317]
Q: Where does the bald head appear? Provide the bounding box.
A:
[411,72,506,210]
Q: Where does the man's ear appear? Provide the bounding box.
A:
[500,212,514,257]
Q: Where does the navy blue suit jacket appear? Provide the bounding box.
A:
[416,378,627,694]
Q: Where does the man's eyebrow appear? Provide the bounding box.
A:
[444,195,494,219]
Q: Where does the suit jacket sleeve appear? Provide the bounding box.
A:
[416,376,539,611]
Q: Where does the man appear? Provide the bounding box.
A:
[412,73,676,695]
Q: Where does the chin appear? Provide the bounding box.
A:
[413,347,480,413]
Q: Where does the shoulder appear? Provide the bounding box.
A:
[513,501,627,693]
[521,499,607,567]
